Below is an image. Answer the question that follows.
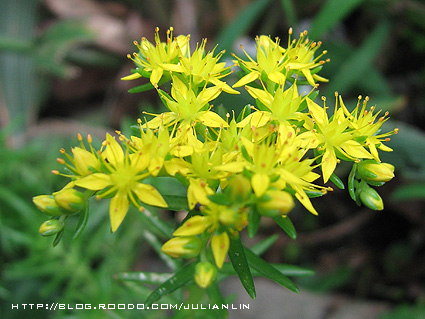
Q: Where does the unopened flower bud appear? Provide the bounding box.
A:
[360,186,384,211]
[161,236,202,259]
[228,175,251,202]
[33,195,63,216]
[39,219,64,236]
[194,261,217,288]
[54,188,86,214]
[218,208,239,226]
[357,160,394,183]
[257,190,295,217]
[73,147,101,176]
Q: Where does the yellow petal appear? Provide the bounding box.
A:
[211,232,229,269]
[197,111,229,128]
[109,190,129,232]
[187,179,213,210]
[251,173,270,197]
[150,67,163,85]
[133,183,167,208]
[232,71,259,88]
[301,69,315,86]
[121,73,142,80]
[74,173,112,190]
[322,148,337,183]
[104,133,124,165]
[173,215,211,236]
[294,188,318,215]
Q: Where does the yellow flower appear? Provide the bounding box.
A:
[144,75,228,130]
[237,83,307,129]
[122,27,189,85]
[74,133,167,232]
[161,38,239,94]
[303,95,373,183]
[233,29,328,87]
[340,95,398,161]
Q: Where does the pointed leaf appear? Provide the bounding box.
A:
[244,248,299,293]
[272,215,297,240]
[73,205,89,239]
[228,235,256,299]
[145,262,196,306]
[128,83,154,93]
[348,163,357,201]
[247,207,261,239]
[330,173,345,190]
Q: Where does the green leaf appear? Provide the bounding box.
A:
[228,234,256,299]
[309,0,366,39]
[73,205,89,240]
[208,192,232,206]
[145,262,196,306]
[128,82,154,93]
[162,195,189,211]
[52,229,64,247]
[272,215,296,240]
[348,162,357,201]
[244,247,299,293]
[116,271,172,285]
[330,173,345,189]
[247,207,261,238]
[206,283,228,318]
[250,234,279,256]
[216,0,273,52]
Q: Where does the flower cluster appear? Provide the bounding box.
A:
[33,27,397,290]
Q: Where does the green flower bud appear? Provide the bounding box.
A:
[39,219,64,236]
[358,160,394,183]
[161,236,202,259]
[54,188,86,214]
[257,190,295,217]
[33,195,63,216]
[359,186,384,211]
[194,261,217,289]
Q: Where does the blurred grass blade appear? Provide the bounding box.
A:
[245,247,299,293]
[272,215,296,239]
[145,262,196,306]
[143,231,181,271]
[273,264,314,277]
[139,208,173,238]
[392,184,425,201]
[216,0,272,52]
[116,271,172,285]
[228,234,256,299]
[309,0,366,39]
[325,20,390,95]
[280,0,297,27]
[250,234,279,256]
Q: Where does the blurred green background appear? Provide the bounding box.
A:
[1,0,425,318]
